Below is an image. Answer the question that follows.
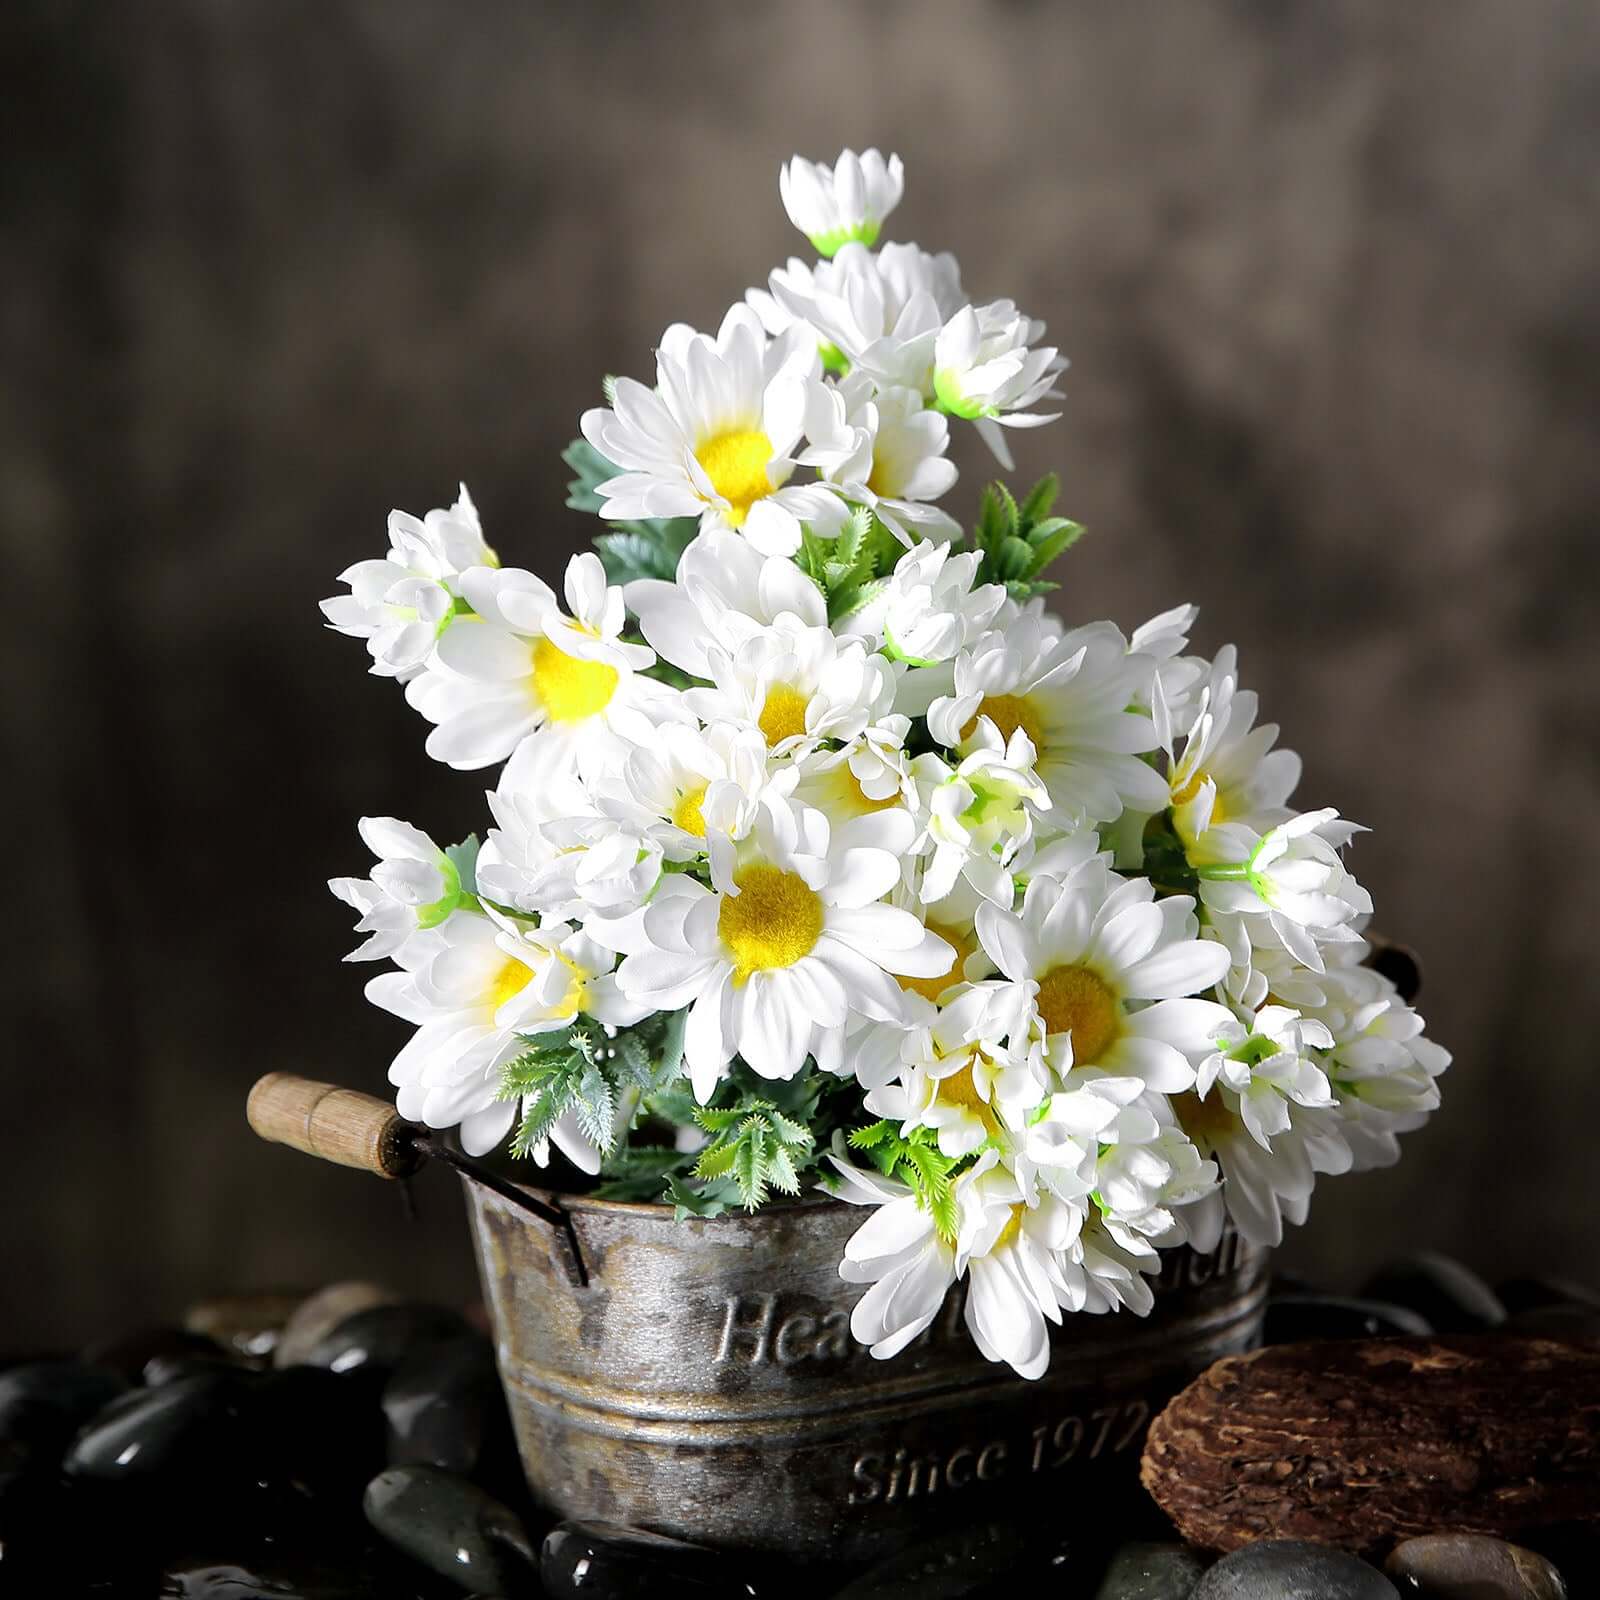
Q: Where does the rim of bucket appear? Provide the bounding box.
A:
[463,1170,852,1224]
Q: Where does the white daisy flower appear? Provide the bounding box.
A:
[1170,1003,1353,1250]
[975,863,1233,1090]
[365,910,644,1160]
[791,717,917,827]
[769,242,967,400]
[329,817,467,962]
[405,554,677,771]
[612,797,952,1101]
[957,1156,1079,1380]
[625,528,826,681]
[840,541,1006,670]
[579,306,849,557]
[913,724,1050,908]
[320,486,494,679]
[861,985,1045,1157]
[682,616,898,761]
[932,302,1066,469]
[928,617,1170,826]
[1165,647,1302,846]
[1304,955,1449,1171]
[829,1152,959,1361]
[474,761,600,918]
[1131,603,1207,739]
[799,377,962,546]
[780,148,905,257]
[1193,809,1372,969]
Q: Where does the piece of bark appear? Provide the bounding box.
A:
[1141,1335,1600,1558]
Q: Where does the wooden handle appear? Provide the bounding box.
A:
[247,1073,425,1179]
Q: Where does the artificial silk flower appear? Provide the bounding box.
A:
[1193,809,1372,969]
[861,985,1046,1157]
[932,303,1066,470]
[625,529,826,681]
[913,724,1049,908]
[320,485,493,679]
[780,148,905,257]
[829,1151,959,1361]
[611,797,952,1100]
[682,617,897,762]
[791,719,917,826]
[406,556,675,771]
[841,541,1006,671]
[580,306,849,557]
[770,242,967,400]
[1165,646,1302,845]
[329,817,467,962]
[800,377,962,546]
[929,617,1170,826]
[975,863,1233,1090]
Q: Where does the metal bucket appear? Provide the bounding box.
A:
[464,1177,1268,1564]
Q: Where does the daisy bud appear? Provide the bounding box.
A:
[780,148,904,257]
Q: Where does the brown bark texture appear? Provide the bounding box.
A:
[1140,1336,1600,1557]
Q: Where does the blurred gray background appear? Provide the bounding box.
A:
[5,0,1597,1349]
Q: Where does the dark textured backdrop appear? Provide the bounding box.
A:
[5,0,1598,1349]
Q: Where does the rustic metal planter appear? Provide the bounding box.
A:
[464,1176,1269,1565]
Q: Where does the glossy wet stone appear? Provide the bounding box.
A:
[1495,1276,1600,1317]
[159,1538,441,1600]
[0,1471,155,1590]
[382,1332,508,1475]
[1263,1294,1433,1343]
[85,1326,229,1385]
[1384,1533,1568,1598]
[542,1520,761,1598]
[364,1465,538,1595]
[65,1371,249,1481]
[1190,1540,1397,1598]
[1093,1541,1208,1598]
[0,1361,128,1460]
[244,1366,387,1504]
[274,1283,399,1369]
[829,1519,1075,1597]
[303,1304,470,1377]
[185,1290,305,1363]
[1362,1253,1506,1333]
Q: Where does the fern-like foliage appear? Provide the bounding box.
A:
[965,473,1085,600]
[792,510,902,622]
[848,1120,964,1243]
[692,1096,816,1211]
[497,1010,688,1161]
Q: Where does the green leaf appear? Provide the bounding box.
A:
[665,1175,732,1220]
[574,1064,616,1152]
[692,1141,739,1180]
[848,1119,896,1150]
[1018,472,1060,525]
[511,1093,565,1160]
[444,835,481,897]
[732,1126,769,1210]
[996,535,1035,580]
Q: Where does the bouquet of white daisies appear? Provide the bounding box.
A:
[322,150,1447,1381]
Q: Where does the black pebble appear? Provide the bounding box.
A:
[65,1371,250,1482]
[1263,1294,1433,1343]
[382,1332,512,1478]
[84,1326,229,1385]
[364,1464,539,1596]
[542,1520,766,1599]
[828,1518,1078,1598]
[1361,1253,1506,1333]
[303,1304,472,1378]
[0,1361,129,1462]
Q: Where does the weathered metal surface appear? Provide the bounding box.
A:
[464,1178,1269,1563]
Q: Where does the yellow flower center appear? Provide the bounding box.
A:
[758,684,810,747]
[899,920,976,1004]
[718,864,824,983]
[936,1059,1001,1135]
[1034,964,1120,1063]
[531,637,618,724]
[489,956,534,1014]
[672,782,709,838]
[697,428,776,528]
[866,453,896,499]
[1171,768,1227,825]
[1171,1089,1235,1151]
[961,692,1044,750]
[992,1202,1028,1254]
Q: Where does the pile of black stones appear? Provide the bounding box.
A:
[2,1253,1595,1598]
